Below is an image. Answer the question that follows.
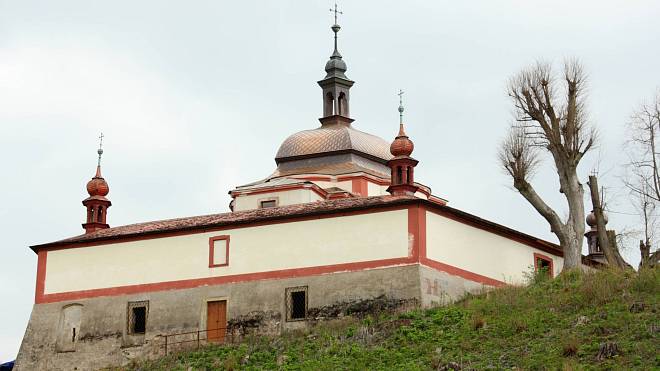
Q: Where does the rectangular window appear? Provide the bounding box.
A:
[286,286,308,321]
[534,253,554,277]
[127,301,149,335]
[209,235,230,267]
[260,199,277,208]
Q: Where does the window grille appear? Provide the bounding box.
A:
[285,286,308,321]
[127,301,149,334]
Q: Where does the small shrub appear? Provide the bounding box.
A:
[631,267,659,294]
[562,337,579,357]
[222,354,239,370]
[471,315,485,331]
[511,318,528,333]
[525,265,551,285]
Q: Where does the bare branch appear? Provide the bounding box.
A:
[499,125,541,181]
[501,60,595,270]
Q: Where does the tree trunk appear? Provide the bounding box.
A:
[561,224,583,270]
[588,176,632,269]
[559,166,586,270]
[639,240,649,269]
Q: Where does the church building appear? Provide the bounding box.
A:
[16,17,601,370]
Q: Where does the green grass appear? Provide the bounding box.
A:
[118,268,659,370]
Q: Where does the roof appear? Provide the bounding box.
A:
[269,157,391,179]
[31,195,570,260]
[275,122,393,163]
[33,196,415,250]
[233,177,309,192]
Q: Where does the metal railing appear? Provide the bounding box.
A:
[163,327,239,355]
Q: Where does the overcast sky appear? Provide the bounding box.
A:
[1,0,659,362]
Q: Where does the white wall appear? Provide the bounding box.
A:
[233,188,323,211]
[45,209,409,294]
[367,182,388,196]
[309,180,352,193]
[425,211,564,284]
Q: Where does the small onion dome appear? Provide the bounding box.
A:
[86,166,109,197]
[586,210,607,227]
[390,124,414,157]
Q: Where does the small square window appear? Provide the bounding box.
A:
[127,301,148,335]
[209,235,230,267]
[260,199,277,208]
[286,286,308,321]
[534,253,554,277]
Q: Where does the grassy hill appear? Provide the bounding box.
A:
[120,268,659,370]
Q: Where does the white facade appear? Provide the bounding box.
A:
[44,209,410,295]
[426,211,563,284]
[232,188,325,211]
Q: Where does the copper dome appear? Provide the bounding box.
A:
[275,121,393,163]
[86,166,109,197]
[390,124,414,157]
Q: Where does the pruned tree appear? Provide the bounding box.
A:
[499,60,596,271]
[587,175,632,269]
[624,91,660,268]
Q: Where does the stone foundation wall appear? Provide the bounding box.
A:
[418,265,488,307]
[15,264,422,370]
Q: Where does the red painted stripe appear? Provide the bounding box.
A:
[421,258,505,287]
[36,257,415,304]
[35,250,47,302]
[418,206,426,261]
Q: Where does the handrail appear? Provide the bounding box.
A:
[162,327,236,355]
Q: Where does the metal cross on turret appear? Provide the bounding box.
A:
[398,89,405,124]
[97,132,104,166]
[318,1,353,119]
[329,2,343,25]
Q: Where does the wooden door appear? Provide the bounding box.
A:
[207,300,227,343]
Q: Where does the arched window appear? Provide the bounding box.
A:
[325,92,335,116]
[406,167,412,183]
[396,167,403,184]
[338,92,346,116]
[97,206,103,223]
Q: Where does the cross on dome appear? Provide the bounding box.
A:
[329,2,343,25]
[390,89,414,157]
[97,132,104,166]
[398,89,405,124]
[82,133,112,234]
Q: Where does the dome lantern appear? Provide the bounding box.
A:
[387,90,420,196]
[318,3,354,119]
[82,133,112,234]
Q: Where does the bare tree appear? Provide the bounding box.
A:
[624,92,660,268]
[499,60,596,271]
[587,175,632,269]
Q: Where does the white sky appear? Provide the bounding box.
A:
[1,0,658,362]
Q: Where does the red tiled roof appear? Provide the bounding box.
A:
[31,195,580,262]
[32,195,417,250]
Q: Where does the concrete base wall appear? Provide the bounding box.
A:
[16,263,490,370]
[418,265,487,307]
[16,264,427,371]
